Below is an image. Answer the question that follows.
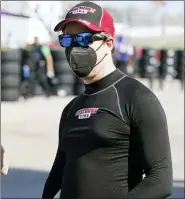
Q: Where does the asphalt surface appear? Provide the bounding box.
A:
[1,79,184,198]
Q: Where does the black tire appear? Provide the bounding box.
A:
[158,64,168,79]
[54,60,71,74]
[1,75,20,88]
[1,49,22,61]
[1,62,21,75]
[21,49,32,61]
[141,48,149,57]
[51,49,66,61]
[57,73,75,85]
[1,88,20,101]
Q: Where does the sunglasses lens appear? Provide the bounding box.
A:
[76,33,93,47]
[59,35,72,47]
[59,33,94,47]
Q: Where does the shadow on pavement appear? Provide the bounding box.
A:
[1,167,48,198]
[1,167,184,198]
[169,180,185,198]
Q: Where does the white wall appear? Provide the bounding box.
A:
[1,1,29,15]
[1,1,30,48]
[1,15,30,48]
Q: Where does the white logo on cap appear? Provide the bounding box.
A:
[69,6,96,14]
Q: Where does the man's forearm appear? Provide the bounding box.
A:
[1,145,9,175]
[126,167,173,198]
[42,149,66,198]
[46,55,54,73]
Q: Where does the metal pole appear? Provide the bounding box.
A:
[161,2,166,36]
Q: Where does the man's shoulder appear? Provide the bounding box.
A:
[115,75,149,92]
[115,75,156,101]
[62,96,79,115]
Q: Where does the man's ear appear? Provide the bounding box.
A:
[106,38,114,54]
[106,38,114,48]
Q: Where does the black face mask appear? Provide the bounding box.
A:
[65,42,107,78]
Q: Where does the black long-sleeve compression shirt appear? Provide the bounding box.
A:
[42,69,173,199]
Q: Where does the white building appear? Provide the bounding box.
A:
[1,1,30,48]
[1,1,62,47]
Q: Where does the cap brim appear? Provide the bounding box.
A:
[54,18,103,32]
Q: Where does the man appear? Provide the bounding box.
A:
[1,145,9,176]
[31,36,57,96]
[42,2,173,198]
[114,33,135,76]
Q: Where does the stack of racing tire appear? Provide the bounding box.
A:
[134,46,143,77]
[138,48,159,79]
[138,48,159,89]
[175,50,184,80]
[158,49,178,89]
[175,49,184,90]
[1,49,22,101]
[51,49,75,96]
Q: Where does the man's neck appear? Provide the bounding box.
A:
[82,62,116,85]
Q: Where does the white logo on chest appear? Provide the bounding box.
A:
[75,108,99,119]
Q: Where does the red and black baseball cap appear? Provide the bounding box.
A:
[54,1,115,38]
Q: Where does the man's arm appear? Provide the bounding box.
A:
[126,91,173,198]
[42,147,66,198]
[41,45,55,74]
[42,97,77,198]
[1,145,9,176]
